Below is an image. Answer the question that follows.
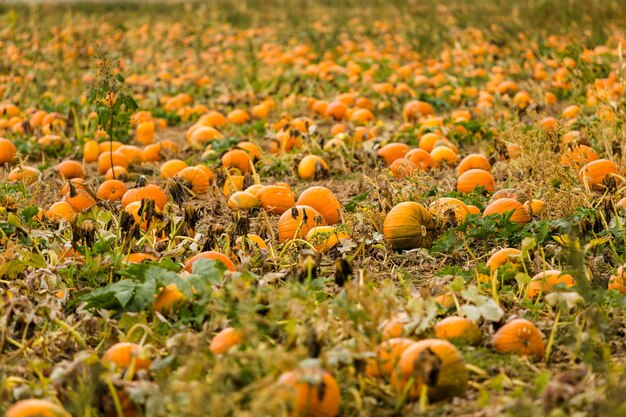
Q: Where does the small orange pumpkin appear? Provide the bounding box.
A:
[492,318,544,358]
[0,137,18,164]
[101,342,152,371]
[184,251,236,273]
[209,327,244,354]
[278,205,326,243]
[483,198,531,224]
[578,159,619,191]
[434,316,481,345]
[98,151,129,175]
[405,148,434,170]
[278,367,341,417]
[121,177,168,210]
[97,179,127,201]
[365,338,415,378]
[377,143,410,166]
[298,155,329,180]
[222,149,253,174]
[457,154,491,175]
[160,159,188,178]
[527,270,575,298]
[177,166,210,194]
[257,185,296,215]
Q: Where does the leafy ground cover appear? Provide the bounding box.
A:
[1,1,626,416]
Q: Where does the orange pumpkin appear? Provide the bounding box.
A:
[101,342,152,371]
[8,166,40,185]
[160,159,188,178]
[483,198,531,224]
[63,185,96,213]
[403,100,435,121]
[227,109,250,124]
[5,399,70,417]
[296,186,342,225]
[608,264,626,293]
[457,169,495,193]
[428,197,469,225]
[365,338,415,378]
[55,160,84,179]
[46,202,75,221]
[177,166,210,194]
[209,327,244,354]
[223,175,245,197]
[391,339,468,401]
[228,191,260,210]
[405,148,434,170]
[278,367,341,417]
[489,188,529,204]
[278,205,326,242]
[0,137,18,164]
[257,185,296,215]
[492,318,544,358]
[383,202,435,250]
[298,155,329,180]
[527,270,575,298]
[434,316,481,345]
[153,284,184,314]
[305,226,349,252]
[578,159,619,190]
[184,251,236,273]
[418,132,443,153]
[98,151,129,175]
[83,140,100,163]
[560,145,598,169]
[430,146,458,167]
[457,154,491,175]
[121,177,168,210]
[377,143,410,166]
[222,149,253,174]
[486,248,522,273]
[389,158,418,178]
[97,179,127,201]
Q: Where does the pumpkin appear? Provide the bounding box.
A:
[55,160,84,179]
[122,253,157,264]
[228,191,260,210]
[365,338,415,378]
[0,137,17,164]
[227,109,250,124]
[492,318,544,358]
[8,166,40,185]
[189,126,223,146]
[222,149,253,174]
[391,339,468,401]
[98,151,129,175]
[296,186,341,225]
[236,141,263,160]
[152,284,185,313]
[489,188,529,204]
[160,159,188,178]
[383,202,435,250]
[63,184,96,213]
[524,199,546,216]
[350,108,375,124]
[486,248,522,273]
[136,120,155,145]
[46,202,75,221]
[60,178,86,196]
[527,269,575,298]
[434,316,481,345]
[483,198,531,224]
[177,166,210,194]
[457,154,491,175]
[377,143,410,166]
[405,148,434,170]
[101,342,152,371]
[578,159,619,190]
[325,100,349,120]
[116,144,145,164]
[428,197,469,225]
[457,169,495,193]
[184,251,236,273]
[381,313,409,340]
[278,205,326,242]
[235,234,268,251]
[199,110,228,128]
[403,100,435,121]
[125,200,161,230]
[430,145,458,167]
[278,367,341,417]
[210,327,244,354]
[97,180,127,201]
[418,132,443,153]
[5,399,71,417]
[560,145,598,169]
[105,166,129,181]
[298,155,329,180]
[98,141,123,153]
[305,226,349,252]
[389,158,418,178]
[223,175,245,197]
[121,177,168,210]
[466,205,481,215]
[83,140,100,163]
[608,265,626,293]
[257,185,296,215]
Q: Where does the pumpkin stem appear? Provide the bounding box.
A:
[68,180,78,198]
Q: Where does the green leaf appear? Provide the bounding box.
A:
[344,191,369,213]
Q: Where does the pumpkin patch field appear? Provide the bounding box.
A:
[3,1,626,416]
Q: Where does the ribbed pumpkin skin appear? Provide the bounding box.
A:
[428,197,469,224]
[391,339,468,401]
[121,184,168,210]
[489,188,529,204]
[578,159,619,190]
[297,186,341,225]
[177,166,210,194]
[383,202,435,250]
[278,368,341,417]
[527,269,575,298]
[492,318,544,358]
[258,185,296,215]
[278,205,326,242]
[5,399,71,417]
[457,169,495,193]
[457,153,491,175]
[483,198,531,224]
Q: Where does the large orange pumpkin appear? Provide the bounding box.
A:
[578,159,619,190]
[383,202,435,250]
[257,185,296,215]
[278,205,326,242]
[483,198,531,224]
[5,399,70,417]
[296,186,341,225]
[391,339,468,401]
[492,318,544,358]
[121,177,168,210]
[457,169,495,193]
[184,251,236,273]
[278,367,341,417]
